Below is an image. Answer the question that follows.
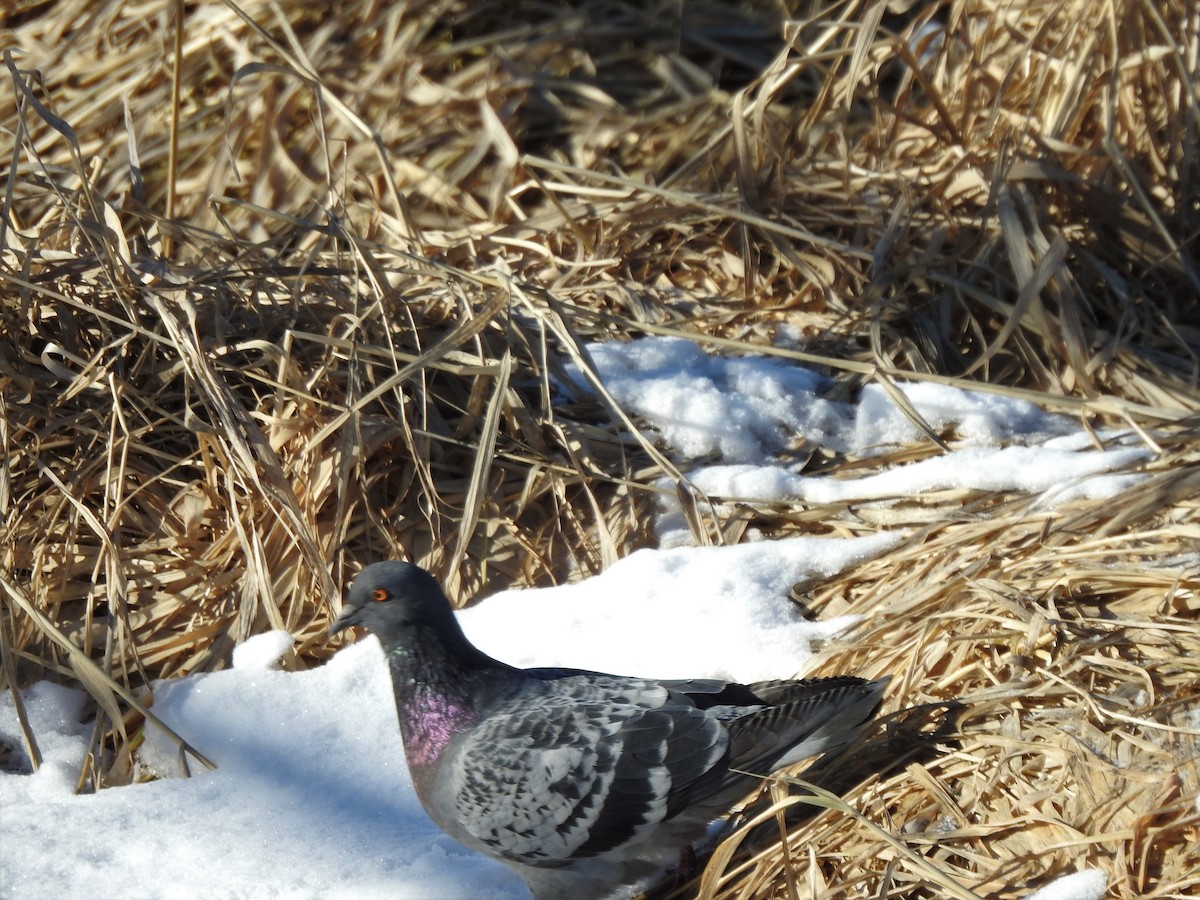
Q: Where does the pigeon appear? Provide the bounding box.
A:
[329,561,888,900]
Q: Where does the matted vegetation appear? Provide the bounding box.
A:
[1,0,1197,896]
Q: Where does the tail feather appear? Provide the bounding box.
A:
[729,676,889,773]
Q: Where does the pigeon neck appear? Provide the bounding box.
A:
[385,620,509,770]
[387,614,500,682]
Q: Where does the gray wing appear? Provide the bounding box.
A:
[449,676,730,866]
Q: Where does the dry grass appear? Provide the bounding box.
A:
[1,0,1197,896]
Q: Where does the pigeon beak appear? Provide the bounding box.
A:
[328,603,362,638]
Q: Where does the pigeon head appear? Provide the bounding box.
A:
[329,561,460,645]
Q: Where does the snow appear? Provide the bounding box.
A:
[230,629,295,670]
[2,336,1153,900]
[1,643,520,900]
[1021,869,1107,900]
[568,336,1085,463]
[462,532,902,682]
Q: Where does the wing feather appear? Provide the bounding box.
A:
[450,675,729,865]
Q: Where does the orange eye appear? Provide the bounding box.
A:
[371,587,389,602]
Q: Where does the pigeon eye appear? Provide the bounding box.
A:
[371,587,390,602]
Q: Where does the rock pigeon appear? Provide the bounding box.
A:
[329,561,888,899]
